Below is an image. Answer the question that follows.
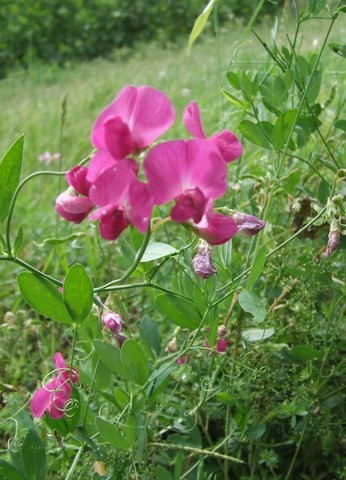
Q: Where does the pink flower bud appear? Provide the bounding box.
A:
[231,211,266,237]
[102,312,125,335]
[55,187,94,224]
[192,241,217,279]
[216,338,228,353]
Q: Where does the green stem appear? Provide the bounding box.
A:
[64,445,84,480]
[95,227,151,290]
[284,416,308,480]
[5,169,68,254]
[0,254,62,286]
[148,442,244,464]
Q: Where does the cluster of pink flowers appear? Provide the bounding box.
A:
[55,84,264,245]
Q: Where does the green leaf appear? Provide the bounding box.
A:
[334,119,346,131]
[0,135,23,223]
[155,293,201,329]
[246,246,267,289]
[114,387,130,410]
[93,340,131,381]
[154,466,173,480]
[95,417,129,450]
[13,225,24,256]
[120,339,149,386]
[0,461,26,480]
[288,345,322,361]
[272,109,297,150]
[22,428,46,480]
[139,315,161,356]
[222,89,249,110]
[188,0,216,52]
[63,264,93,323]
[17,272,73,324]
[238,289,266,322]
[125,414,137,448]
[35,232,86,247]
[244,423,266,440]
[218,238,232,269]
[308,0,326,14]
[226,71,241,90]
[140,241,176,262]
[239,120,272,149]
[242,328,275,342]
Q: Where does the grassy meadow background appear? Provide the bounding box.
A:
[0,1,346,478]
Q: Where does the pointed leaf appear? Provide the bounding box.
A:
[13,225,24,256]
[22,428,46,480]
[246,246,267,289]
[120,339,149,386]
[272,109,297,150]
[242,328,275,342]
[125,414,137,448]
[188,0,216,52]
[0,135,23,223]
[139,315,161,356]
[17,272,73,324]
[63,264,93,323]
[155,293,201,329]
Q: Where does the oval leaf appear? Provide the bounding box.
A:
[242,328,275,342]
[0,461,26,480]
[17,272,73,324]
[95,417,129,450]
[155,293,201,329]
[120,339,149,386]
[246,246,267,289]
[238,289,266,322]
[140,241,177,263]
[63,263,93,323]
[93,339,131,381]
[239,120,272,149]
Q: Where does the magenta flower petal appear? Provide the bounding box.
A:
[127,180,153,233]
[193,203,238,245]
[144,139,227,206]
[87,151,117,183]
[89,162,135,207]
[171,188,207,223]
[66,166,92,196]
[130,86,175,148]
[30,378,58,418]
[211,130,243,163]
[183,101,206,139]
[91,85,138,151]
[91,85,175,157]
[104,117,135,159]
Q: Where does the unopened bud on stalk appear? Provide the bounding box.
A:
[231,212,266,237]
[192,240,217,279]
[102,312,125,335]
[325,221,340,257]
[165,338,178,353]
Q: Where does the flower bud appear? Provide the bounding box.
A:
[102,312,125,335]
[231,211,266,236]
[55,187,94,224]
[216,338,228,353]
[325,221,340,257]
[165,338,178,353]
[192,240,216,279]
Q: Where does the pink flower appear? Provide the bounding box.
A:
[38,151,61,165]
[183,101,243,163]
[89,161,153,240]
[191,201,238,245]
[30,352,78,419]
[55,187,94,224]
[91,85,175,160]
[205,338,228,354]
[143,139,227,223]
[66,165,92,197]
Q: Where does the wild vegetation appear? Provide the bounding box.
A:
[0,1,345,479]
